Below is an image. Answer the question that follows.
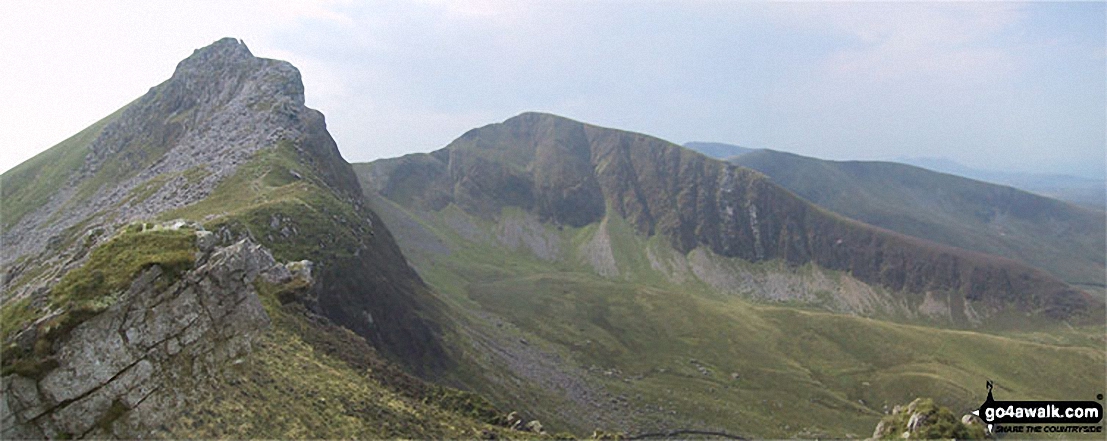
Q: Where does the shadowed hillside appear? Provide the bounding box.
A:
[361,112,1098,325]
[719,148,1106,288]
[896,156,1107,210]
[0,38,519,438]
[354,112,1105,437]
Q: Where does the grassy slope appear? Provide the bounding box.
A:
[1,90,185,235]
[730,149,1106,287]
[360,188,1106,438]
[1,133,528,437]
[2,226,198,379]
[0,42,521,436]
[159,138,536,437]
[0,106,127,231]
[164,280,513,439]
[375,113,1097,327]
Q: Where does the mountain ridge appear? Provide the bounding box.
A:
[896,156,1106,209]
[362,112,1097,325]
[2,39,445,367]
[712,147,1106,287]
[682,141,756,159]
[3,38,1103,439]
[3,38,321,258]
[0,38,516,438]
[354,113,1105,437]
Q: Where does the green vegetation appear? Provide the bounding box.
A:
[163,136,450,373]
[164,278,517,439]
[352,115,1105,436]
[462,268,1101,437]
[120,164,210,208]
[358,114,1101,329]
[1,106,126,231]
[122,175,171,207]
[1,132,514,437]
[1,225,197,377]
[4,84,1099,439]
[729,148,1106,286]
[49,224,196,311]
[873,398,986,439]
[159,140,352,261]
[1,127,511,437]
[182,165,210,185]
[360,189,1106,438]
[0,297,35,348]
[1,44,524,439]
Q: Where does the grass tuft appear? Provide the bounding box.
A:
[1,225,198,376]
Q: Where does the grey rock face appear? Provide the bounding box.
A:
[0,236,307,439]
[2,38,310,267]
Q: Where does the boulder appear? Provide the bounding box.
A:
[524,420,544,433]
[1,237,301,438]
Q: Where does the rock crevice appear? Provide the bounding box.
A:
[1,235,308,439]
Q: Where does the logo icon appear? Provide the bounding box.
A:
[972,380,1102,433]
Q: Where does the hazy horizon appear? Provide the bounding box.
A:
[2,1,1104,179]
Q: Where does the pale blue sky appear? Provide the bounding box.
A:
[1,1,1103,177]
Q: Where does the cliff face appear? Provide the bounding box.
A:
[1,38,447,372]
[725,148,1106,287]
[1,38,458,437]
[363,112,1095,323]
[2,228,298,438]
[5,39,310,260]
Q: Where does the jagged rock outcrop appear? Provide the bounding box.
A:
[2,37,448,376]
[1,37,455,437]
[870,398,986,440]
[2,38,327,264]
[1,232,307,438]
[360,112,1097,324]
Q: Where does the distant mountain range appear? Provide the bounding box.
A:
[357,113,1103,436]
[681,145,1105,288]
[364,113,1093,322]
[1,39,1103,440]
[896,156,1106,210]
[684,142,1105,210]
[682,141,756,159]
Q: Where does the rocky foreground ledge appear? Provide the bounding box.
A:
[2,224,311,439]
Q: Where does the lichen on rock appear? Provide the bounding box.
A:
[870,397,987,440]
[1,230,310,439]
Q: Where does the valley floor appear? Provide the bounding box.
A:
[372,198,1107,438]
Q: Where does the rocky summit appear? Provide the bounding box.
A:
[1,38,499,438]
[3,36,448,368]
[2,38,1104,439]
[5,38,313,261]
